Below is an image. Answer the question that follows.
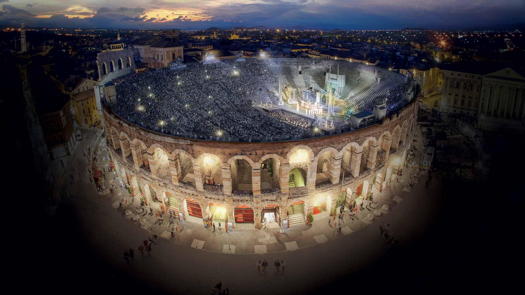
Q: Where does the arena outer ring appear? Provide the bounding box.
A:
[103,101,418,230]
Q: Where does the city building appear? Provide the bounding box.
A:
[478,68,525,131]
[439,67,483,115]
[39,100,77,160]
[438,64,525,131]
[70,78,100,128]
[96,42,136,84]
[134,44,184,68]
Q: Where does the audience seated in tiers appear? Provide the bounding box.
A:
[107,59,411,142]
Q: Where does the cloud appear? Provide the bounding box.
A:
[0,4,34,24]
[0,0,524,29]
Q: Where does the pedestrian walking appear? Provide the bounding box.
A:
[274,259,281,274]
[261,259,268,274]
[211,282,222,295]
[128,248,134,262]
[212,223,216,232]
[145,243,152,256]
[149,236,157,245]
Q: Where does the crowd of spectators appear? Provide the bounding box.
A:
[107,58,411,142]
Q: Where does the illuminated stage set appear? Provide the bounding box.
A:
[100,57,418,235]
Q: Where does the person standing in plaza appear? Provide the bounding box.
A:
[138,244,144,257]
[256,260,262,274]
[261,259,268,274]
[280,259,285,274]
[145,242,152,256]
[274,259,281,274]
[128,248,134,262]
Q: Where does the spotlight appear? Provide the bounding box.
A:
[215,130,223,137]
[136,105,145,112]
[158,120,166,126]
[259,50,268,59]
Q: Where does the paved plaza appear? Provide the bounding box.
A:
[54,125,443,295]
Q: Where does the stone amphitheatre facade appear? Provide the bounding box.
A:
[103,101,417,230]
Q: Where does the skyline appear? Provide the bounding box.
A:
[0,0,524,30]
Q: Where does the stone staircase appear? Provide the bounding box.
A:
[288,213,306,227]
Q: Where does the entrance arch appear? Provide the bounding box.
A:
[315,148,338,187]
[234,205,254,224]
[174,150,195,188]
[151,147,170,179]
[185,199,202,219]
[198,153,222,192]
[230,157,253,195]
[260,157,280,193]
[289,168,307,188]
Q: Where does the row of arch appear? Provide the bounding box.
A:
[119,163,396,229]
[106,118,415,197]
[97,56,133,77]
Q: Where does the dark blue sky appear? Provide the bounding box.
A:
[1,0,524,29]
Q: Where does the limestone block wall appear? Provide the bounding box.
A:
[104,101,418,228]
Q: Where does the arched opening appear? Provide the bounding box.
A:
[152,148,170,179]
[311,195,330,218]
[391,126,401,153]
[377,133,391,168]
[289,168,307,188]
[120,136,132,164]
[262,204,280,228]
[260,157,280,193]
[199,154,222,192]
[127,56,132,68]
[184,199,203,224]
[287,201,306,227]
[117,58,123,70]
[400,122,408,148]
[208,203,228,231]
[341,143,359,180]
[121,168,129,186]
[150,186,161,203]
[316,149,337,187]
[166,192,179,213]
[102,63,107,76]
[109,61,115,72]
[110,129,120,151]
[360,140,374,175]
[130,176,144,204]
[132,141,146,169]
[234,205,254,224]
[231,159,253,195]
[175,152,195,188]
